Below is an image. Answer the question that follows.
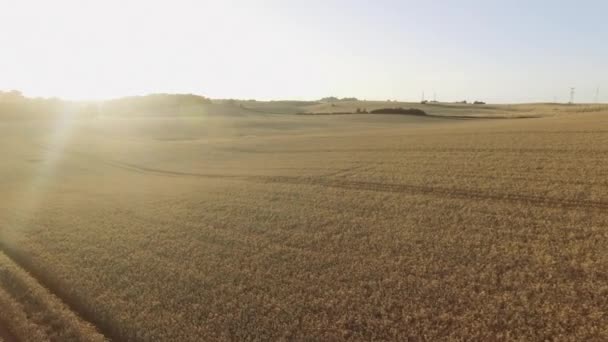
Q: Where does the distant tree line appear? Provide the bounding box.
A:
[449,100,486,105]
[101,94,212,116]
[0,90,65,119]
[319,97,359,103]
[0,91,213,119]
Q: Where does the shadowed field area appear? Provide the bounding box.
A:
[1,101,608,340]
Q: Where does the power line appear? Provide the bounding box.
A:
[569,87,575,104]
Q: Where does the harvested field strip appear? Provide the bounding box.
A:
[0,247,107,342]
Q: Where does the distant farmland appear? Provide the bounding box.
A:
[1,99,608,341]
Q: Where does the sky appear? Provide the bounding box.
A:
[1,0,607,103]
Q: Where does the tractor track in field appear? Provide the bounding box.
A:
[221,146,608,155]
[33,142,608,211]
[0,243,115,342]
[261,176,608,211]
[103,158,608,211]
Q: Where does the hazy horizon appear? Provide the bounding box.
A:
[3,90,608,105]
[2,0,607,103]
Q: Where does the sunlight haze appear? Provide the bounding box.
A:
[3,2,608,340]
[1,0,607,102]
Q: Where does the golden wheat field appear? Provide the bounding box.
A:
[2,101,608,341]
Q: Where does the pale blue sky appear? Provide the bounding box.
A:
[1,0,606,102]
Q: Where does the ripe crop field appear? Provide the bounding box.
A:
[1,102,608,341]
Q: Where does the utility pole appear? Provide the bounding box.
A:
[595,87,600,103]
[433,91,437,102]
[569,87,575,104]
[421,91,425,102]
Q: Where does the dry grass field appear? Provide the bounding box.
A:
[1,101,608,340]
